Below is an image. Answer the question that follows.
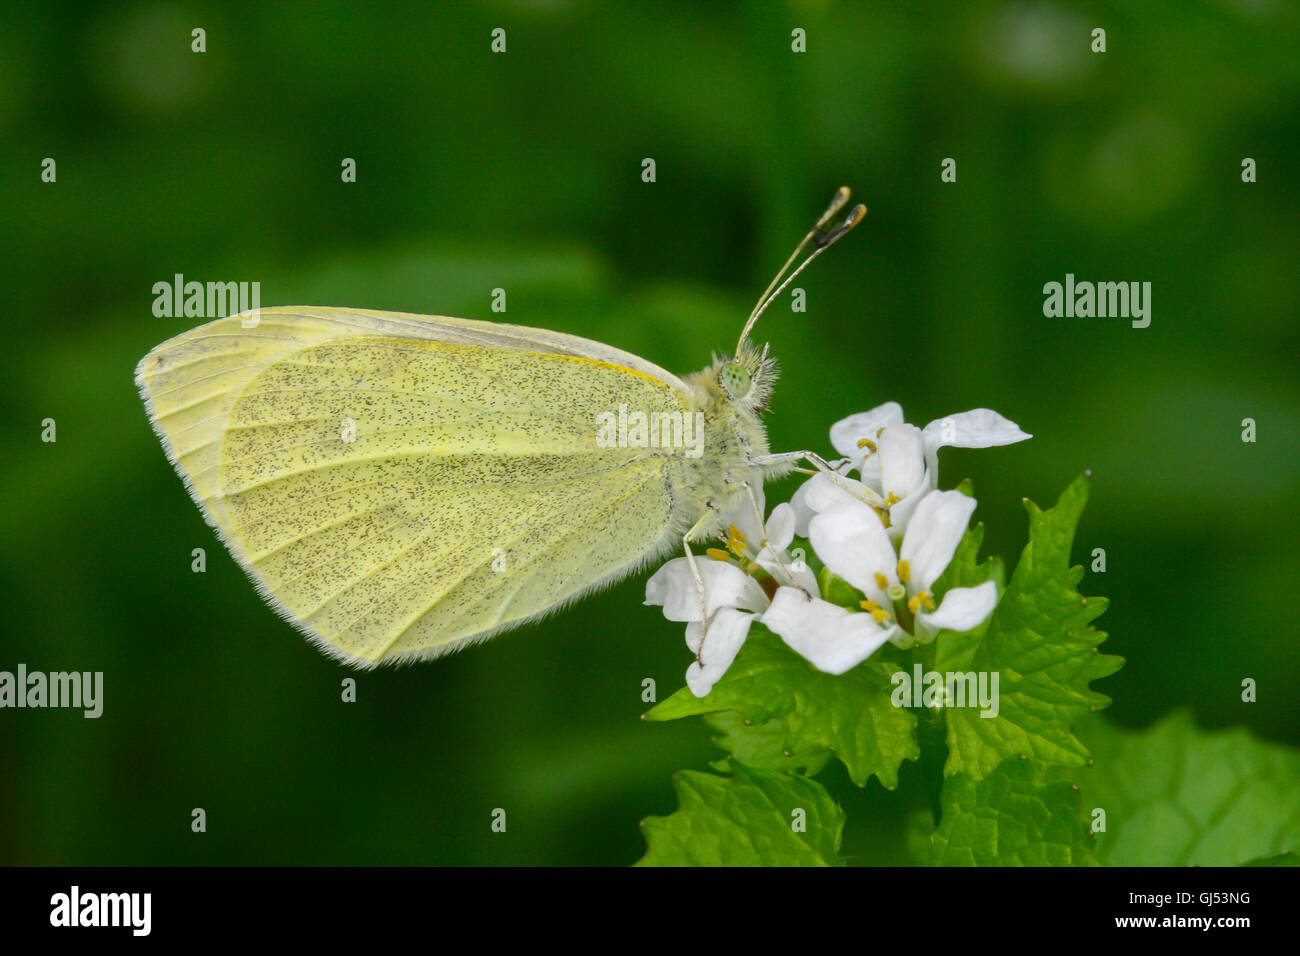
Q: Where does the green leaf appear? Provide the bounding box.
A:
[930,757,1097,866]
[646,628,919,788]
[941,475,1123,780]
[702,711,832,776]
[932,522,1003,673]
[1065,710,1300,866]
[637,762,845,866]
[818,568,864,608]
[934,521,1004,597]
[1241,852,1300,867]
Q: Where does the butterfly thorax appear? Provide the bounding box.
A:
[672,344,787,541]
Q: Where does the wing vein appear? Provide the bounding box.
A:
[365,464,665,658]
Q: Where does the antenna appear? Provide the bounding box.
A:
[735,187,867,354]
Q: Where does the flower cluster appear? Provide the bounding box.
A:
[646,403,1031,696]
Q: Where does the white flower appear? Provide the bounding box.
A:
[760,587,898,674]
[645,495,814,697]
[794,403,1030,540]
[645,557,762,697]
[729,494,818,594]
[646,406,1019,695]
[809,489,998,648]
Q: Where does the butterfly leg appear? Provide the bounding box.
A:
[741,480,805,593]
[682,504,719,662]
[749,448,842,473]
[748,450,884,508]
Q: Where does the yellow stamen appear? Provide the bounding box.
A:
[705,548,731,562]
[908,591,936,614]
[858,600,891,624]
[725,524,747,556]
[856,438,877,453]
[874,572,889,591]
[897,559,911,583]
[886,492,900,505]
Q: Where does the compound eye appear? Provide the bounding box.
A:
[720,362,752,399]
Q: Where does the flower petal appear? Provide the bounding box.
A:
[789,469,878,535]
[886,481,932,541]
[727,484,767,555]
[829,403,904,460]
[922,409,1031,451]
[857,451,884,494]
[765,502,796,552]
[808,502,897,605]
[645,557,765,621]
[762,587,897,675]
[787,562,821,594]
[879,423,927,502]
[685,607,756,697]
[754,512,820,595]
[917,581,999,635]
[685,620,704,654]
[898,490,977,592]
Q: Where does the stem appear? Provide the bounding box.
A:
[916,700,948,828]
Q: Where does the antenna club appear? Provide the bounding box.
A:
[816,187,853,231]
[813,202,867,249]
[736,187,867,352]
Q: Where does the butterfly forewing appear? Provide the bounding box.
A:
[138,309,692,665]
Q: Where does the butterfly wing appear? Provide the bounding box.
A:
[137,307,692,666]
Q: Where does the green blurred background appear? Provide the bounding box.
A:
[1,1,1297,865]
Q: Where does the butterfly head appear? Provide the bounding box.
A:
[717,341,778,414]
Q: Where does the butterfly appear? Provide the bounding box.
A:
[136,188,864,667]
